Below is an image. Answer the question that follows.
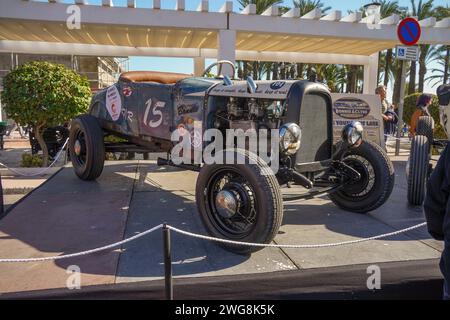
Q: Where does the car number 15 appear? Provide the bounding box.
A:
[143,98,166,128]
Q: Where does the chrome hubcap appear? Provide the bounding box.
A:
[215,190,238,218]
[74,140,81,156]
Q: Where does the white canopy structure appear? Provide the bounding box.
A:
[0,0,449,93]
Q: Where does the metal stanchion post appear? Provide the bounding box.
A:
[0,173,3,215]
[395,59,407,156]
[162,223,173,300]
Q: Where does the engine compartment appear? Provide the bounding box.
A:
[210,97,286,132]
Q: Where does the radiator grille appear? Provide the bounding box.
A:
[296,93,331,163]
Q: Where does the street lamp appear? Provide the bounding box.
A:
[363,1,381,17]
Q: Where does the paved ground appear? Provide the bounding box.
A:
[0,149,444,294]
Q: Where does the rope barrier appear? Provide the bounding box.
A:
[0,138,69,177]
[0,221,427,263]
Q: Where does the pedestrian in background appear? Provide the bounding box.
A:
[375,85,396,140]
[424,144,450,300]
[409,94,433,136]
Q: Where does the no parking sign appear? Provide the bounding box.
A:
[397,17,421,46]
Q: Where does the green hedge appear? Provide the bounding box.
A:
[403,93,446,139]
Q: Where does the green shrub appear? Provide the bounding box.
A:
[403,93,446,139]
[21,153,43,168]
[1,61,91,166]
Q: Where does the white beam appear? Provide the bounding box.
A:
[241,4,256,15]
[363,53,378,94]
[0,40,375,66]
[127,0,135,9]
[340,12,362,23]
[176,0,185,11]
[102,0,113,7]
[436,18,450,28]
[153,0,161,10]
[262,5,279,17]
[419,17,436,28]
[282,8,300,18]
[217,30,236,76]
[235,50,370,65]
[301,8,321,20]
[197,1,209,12]
[379,14,399,25]
[361,14,376,24]
[320,10,341,21]
[219,1,233,13]
[194,57,205,76]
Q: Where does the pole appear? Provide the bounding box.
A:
[0,174,4,216]
[395,59,407,156]
[162,223,173,300]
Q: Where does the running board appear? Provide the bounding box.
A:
[156,157,201,172]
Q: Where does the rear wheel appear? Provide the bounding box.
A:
[69,115,105,181]
[407,135,429,206]
[195,149,283,254]
[329,141,395,213]
[416,116,434,151]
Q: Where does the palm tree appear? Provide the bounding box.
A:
[293,1,331,79]
[409,0,434,94]
[237,0,283,79]
[432,5,450,84]
[426,45,450,86]
[377,1,401,87]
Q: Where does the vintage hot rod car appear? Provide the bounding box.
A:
[69,61,395,253]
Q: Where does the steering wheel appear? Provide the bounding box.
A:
[202,60,236,79]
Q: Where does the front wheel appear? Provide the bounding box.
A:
[195,150,283,254]
[329,141,395,213]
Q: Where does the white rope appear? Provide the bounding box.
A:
[0,138,69,177]
[0,224,163,263]
[168,222,427,249]
[0,222,427,263]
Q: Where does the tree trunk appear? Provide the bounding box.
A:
[306,65,313,80]
[252,61,259,80]
[408,60,416,94]
[289,65,295,79]
[35,125,49,167]
[418,45,427,92]
[272,63,278,80]
[377,51,382,85]
[384,49,392,87]
[444,45,450,84]
[392,61,403,105]
[296,63,304,79]
[243,61,248,79]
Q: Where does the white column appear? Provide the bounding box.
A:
[217,30,236,77]
[193,56,205,76]
[363,53,379,94]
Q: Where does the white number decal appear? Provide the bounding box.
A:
[143,98,165,128]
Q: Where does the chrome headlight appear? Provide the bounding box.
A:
[279,123,301,155]
[341,121,363,146]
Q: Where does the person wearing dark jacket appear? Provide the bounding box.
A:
[424,144,450,300]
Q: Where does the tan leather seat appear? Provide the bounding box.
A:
[119,71,191,84]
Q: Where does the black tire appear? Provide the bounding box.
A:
[69,115,105,181]
[195,149,283,254]
[407,135,429,206]
[329,141,395,213]
[416,116,434,148]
